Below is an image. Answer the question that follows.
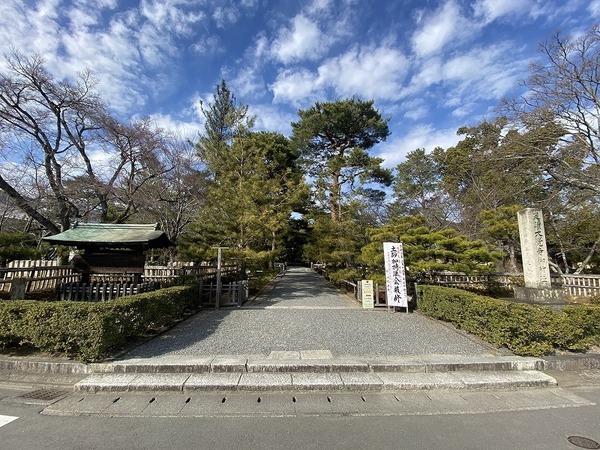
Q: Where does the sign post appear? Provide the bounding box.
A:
[383,242,408,313]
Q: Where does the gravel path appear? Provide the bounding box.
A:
[124,267,498,358]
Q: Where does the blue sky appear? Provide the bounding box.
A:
[1,0,598,168]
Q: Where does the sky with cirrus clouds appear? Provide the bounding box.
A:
[0,0,598,167]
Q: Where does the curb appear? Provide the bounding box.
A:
[89,355,545,374]
[74,370,557,393]
[3,354,600,376]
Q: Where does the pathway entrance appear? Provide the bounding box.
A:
[123,267,499,359]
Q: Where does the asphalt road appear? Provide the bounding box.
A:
[124,267,497,358]
[1,383,600,449]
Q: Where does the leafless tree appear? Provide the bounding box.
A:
[133,134,207,245]
[0,52,174,234]
[502,24,600,196]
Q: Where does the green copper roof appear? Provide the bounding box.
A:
[42,222,173,248]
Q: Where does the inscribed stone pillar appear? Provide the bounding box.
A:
[517,208,551,289]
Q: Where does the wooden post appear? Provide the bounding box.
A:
[238,280,244,307]
[198,278,204,307]
[212,246,229,310]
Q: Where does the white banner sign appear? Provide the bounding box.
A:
[383,242,408,308]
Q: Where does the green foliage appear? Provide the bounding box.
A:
[479,205,523,272]
[360,216,499,281]
[185,81,307,269]
[0,232,44,265]
[436,119,544,235]
[327,268,362,283]
[0,285,198,362]
[417,285,599,356]
[292,98,391,222]
[303,212,367,271]
[390,148,449,229]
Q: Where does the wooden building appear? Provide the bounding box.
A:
[43,223,173,283]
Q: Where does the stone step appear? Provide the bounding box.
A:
[90,355,545,375]
[74,370,557,393]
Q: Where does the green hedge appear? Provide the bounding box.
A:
[0,284,198,362]
[417,285,600,356]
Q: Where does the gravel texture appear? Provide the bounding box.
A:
[124,267,498,359]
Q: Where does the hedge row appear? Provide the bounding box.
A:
[417,285,600,356]
[0,284,198,362]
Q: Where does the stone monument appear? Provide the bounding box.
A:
[514,208,564,304]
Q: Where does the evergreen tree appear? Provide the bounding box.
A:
[359,217,499,283]
[390,147,451,229]
[182,81,306,268]
[291,98,391,222]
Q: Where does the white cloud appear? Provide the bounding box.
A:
[589,0,600,16]
[58,11,151,113]
[401,99,429,121]
[270,69,322,104]
[306,0,333,16]
[411,0,479,58]
[250,104,297,136]
[472,0,532,24]
[271,14,327,64]
[212,6,239,28]
[377,124,460,167]
[441,43,527,101]
[270,43,409,103]
[140,0,205,37]
[148,113,201,140]
[317,45,409,99]
[230,65,265,98]
[0,0,61,65]
[192,35,225,57]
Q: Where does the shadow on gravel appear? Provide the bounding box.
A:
[120,267,359,358]
[120,267,496,359]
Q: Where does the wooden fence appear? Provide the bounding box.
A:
[0,260,80,293]
[402,272,600,299]
[325,268,600,301]
[143,263,239,284]
[58,281,160,302]
[558,274,600,298]
[198,278,249,308]
[1,260,242,304]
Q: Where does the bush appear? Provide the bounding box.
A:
[417,285,598,356]
[0,284,198,362]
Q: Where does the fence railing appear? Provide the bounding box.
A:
[421,272,600,298]
[555,274,600,298]
[0,260,80,293]
[320,267,600,301]
[198,278,249,308]
[143,264,238,284]
[58,281,160,302]
[0,261,240,293]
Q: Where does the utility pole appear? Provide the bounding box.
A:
[212,246,229,310]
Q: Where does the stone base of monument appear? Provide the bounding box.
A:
[513,287,565,305]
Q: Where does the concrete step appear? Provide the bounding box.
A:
[90,355,545,375]
[74,370,557,393]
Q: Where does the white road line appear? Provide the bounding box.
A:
[0,415,18,428]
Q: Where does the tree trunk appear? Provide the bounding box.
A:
[506,242,519,273]
[574,234,600,274]
[0,173,60,234]
[330,172,340,222]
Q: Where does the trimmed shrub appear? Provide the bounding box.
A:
[417,285,597,356]
[0,284,198,362]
